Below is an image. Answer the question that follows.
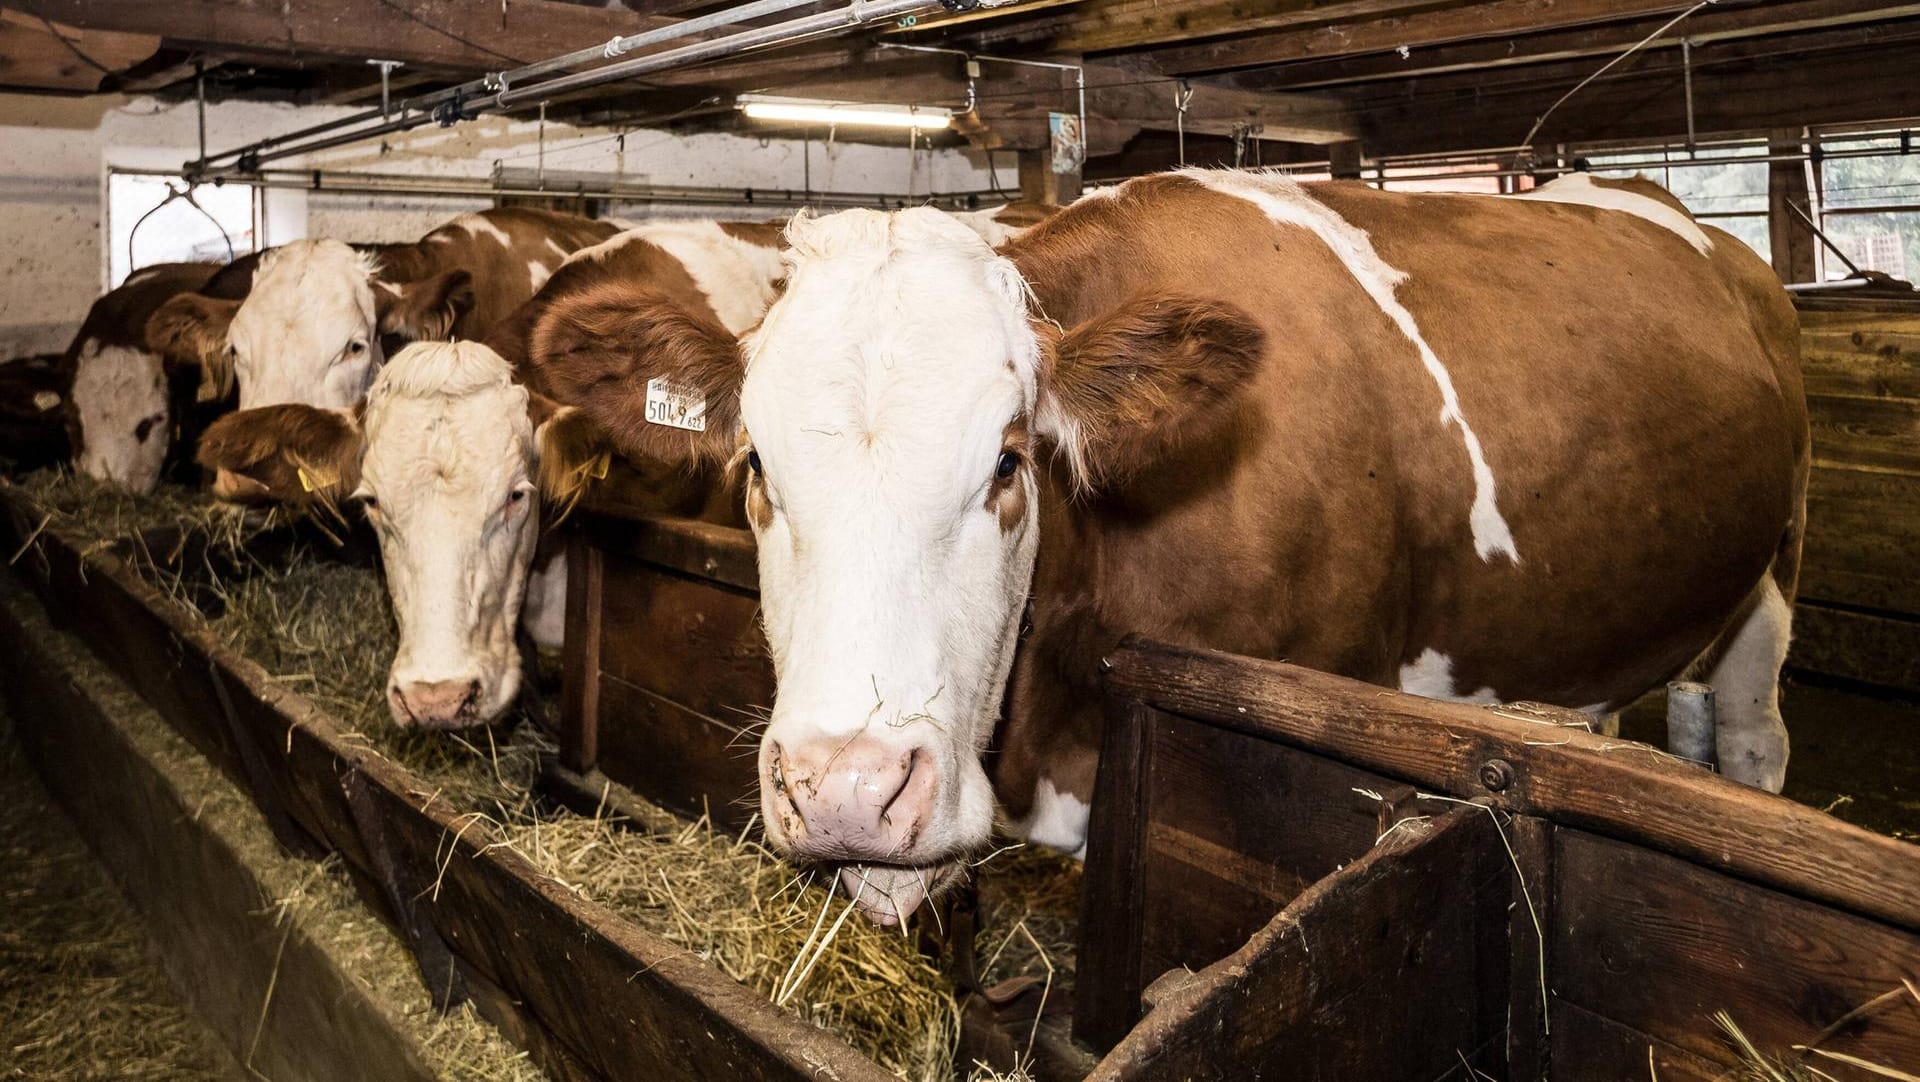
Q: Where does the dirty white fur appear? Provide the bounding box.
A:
[1012,778,1090,859]
[449,213,514,248]
[520,549,568,650]
[1179,168,1521,563]
[567,222,787,335]
[70,340,168,493]
[357,341,542,725]
[742,207,1041,887]
[1705,577,1792,791]
[946,204,1040,247]
[528,260,553,292]
[1396,647,1500,704]
[1516,173,1713,255]
[227,239,382,409]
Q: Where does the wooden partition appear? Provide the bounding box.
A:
[1792,292,1920,693]
[1086,637,1920,1080]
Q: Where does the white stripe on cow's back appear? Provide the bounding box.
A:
[449,213,515,248]
[1514,173,1712,255]
[571,221,786,336]
[1177,168,1522,563]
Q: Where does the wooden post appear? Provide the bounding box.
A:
[1328,140,1365,180]
[1017,147,1081,207]
[1769,129,1818,283]
[1074,694,1155,1051]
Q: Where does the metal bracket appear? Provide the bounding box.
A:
[939,0,980,10]
[367,59,403,119]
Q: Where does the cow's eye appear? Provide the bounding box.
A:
[995,450,1020,479]
[353,488,379,512]
[508,489,528,505]
[747,449,762,476]
[346,340,367,356]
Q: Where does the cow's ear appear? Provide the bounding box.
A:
[528,281,742,468]
[195,404,363,509]
[377,270,475,342]
[1036,292,1264,490]
[532,401,612,524]
[145,294,240,403]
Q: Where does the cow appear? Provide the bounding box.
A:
[196,340,606,728]
[0,353,70,474]
[145,207,621,413]
[50,261,234,492]
[535,168,1809,925]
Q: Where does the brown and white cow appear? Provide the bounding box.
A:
[146,208,619,412]
[55,261,228,491]
[196,340,605,728]
[545,169,1808,924]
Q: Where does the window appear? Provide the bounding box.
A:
[1818,135,1920,280]
[106,172,259,288]
[1588,147,1770,264]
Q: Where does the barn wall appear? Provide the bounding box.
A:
[0,91,1015,358]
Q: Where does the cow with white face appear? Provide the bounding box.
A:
[553,170,1808,926]
[146,208,620,412]
[196,340,604,728]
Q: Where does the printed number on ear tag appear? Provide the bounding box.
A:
[645,376,707,433]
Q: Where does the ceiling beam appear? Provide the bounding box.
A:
[0,8,158,91]
[1162,0,1918,80]
[928,0,1454,56]
[5,0,673,71]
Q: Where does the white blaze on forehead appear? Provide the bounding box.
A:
[1396,647,1500,704]
[568,222,787,335]
[1516,173,1713,255]
[70,339,168,493]
[228,239,380,409]
[1176,168,1521,564]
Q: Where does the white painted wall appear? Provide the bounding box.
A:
[0,91,1017,357]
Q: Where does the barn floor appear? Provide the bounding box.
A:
[1620,676,1920,842]
[0,703,242,1080]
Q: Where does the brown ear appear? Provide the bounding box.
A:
[377,270,476,342]
[145,294,240,403]
[533,402,612,524]
[1039,292,1264,489]
[195,403,363,510]
[527,280,742,468]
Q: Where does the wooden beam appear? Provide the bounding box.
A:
[7,0,671,72]
[1769,130,1818,284]
[0,8,158,91]
[1201,0,1920,85]
[1017,145,1082,203]
[943,0,1446,55]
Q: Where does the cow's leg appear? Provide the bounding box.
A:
[1705,577,1792,792]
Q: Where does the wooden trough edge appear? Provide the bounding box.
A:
[0,482,899,1082]
[1097,636,1920,934]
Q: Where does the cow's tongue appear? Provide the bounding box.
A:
[836,864,939,927]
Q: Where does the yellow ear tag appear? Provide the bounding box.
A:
[297,467,315,493]
[589,454,609,480]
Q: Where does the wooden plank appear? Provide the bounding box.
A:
[597,550,772,724]
[9,0,675,72]
[1790,601,1920,695]
[1799,466,1920,615]
[595,675,759,830]
[1073,697,1155,1052]
[1799,309,1920,400]
[1506,816,1554,1081]
[1101,638,1920,931]
[1553,828,1920,1073]
[1091,807,1509,1081]
[0,10,159,90]
[580,510,759,593]
[1550,999,1730,1082]
[1809,394,1920,474]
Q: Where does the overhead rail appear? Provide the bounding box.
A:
[186,0,970,180]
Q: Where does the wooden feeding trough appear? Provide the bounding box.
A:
[564,497,1920,1081]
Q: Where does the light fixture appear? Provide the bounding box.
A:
[736,94,952,131]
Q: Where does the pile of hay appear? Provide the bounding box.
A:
[16,472,1085,1081]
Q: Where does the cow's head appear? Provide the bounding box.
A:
[542,207,1263,922]
[147,239,474,410]
[66,338,169,493]
[197,340,606,728]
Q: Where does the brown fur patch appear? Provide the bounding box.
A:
[144,293,241,402]
[377,269,476,342]
[195,403,363,510]
[527,279,744,468]
[718,221,787,248]
[1044,292,1265,489]
[990,202,1057,231]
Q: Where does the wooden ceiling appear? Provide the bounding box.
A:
[4,0,1918,169]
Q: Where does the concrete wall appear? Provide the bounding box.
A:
[0,92,1016,358]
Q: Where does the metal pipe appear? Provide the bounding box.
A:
[194,0,939,178]
[188,0,868,175]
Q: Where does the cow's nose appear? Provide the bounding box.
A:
[766,735,936,863]
[391,678,481,729]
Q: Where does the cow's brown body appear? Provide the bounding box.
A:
[994,175,1808,816]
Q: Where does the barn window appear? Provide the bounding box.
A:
[1815,132,1920,281]
[105,171,266,288]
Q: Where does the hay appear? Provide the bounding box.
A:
[13,467,283,557]
[18,472,1086,1081]
[0,704,237,1080]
